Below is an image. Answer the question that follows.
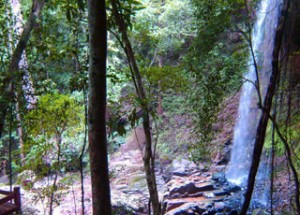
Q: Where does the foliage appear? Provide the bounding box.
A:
[191,0,244,58]
[265,115,300,167]
[24,93,83,173]
[143,65,189,93]
[190,43,247,138]
[189,46,247,162]
[25,93,81,136]
[132,0,196,63]
[188,0,248,161]
[25,0,88,94]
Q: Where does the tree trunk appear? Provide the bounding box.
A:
[49,134,62,215]
[11,0,37,110]
[0,0,45,138]
[110,1,161,214]
[240,0,290,214]
[157,56,164,115]
[87,0,112,214]
[15,93,25,166]
[80,90,88,215]
[8,0,37,166]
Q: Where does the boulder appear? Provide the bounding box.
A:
[169,182,214,197]
[163,200,186,212]
[224,184,241,193]
[212,172,226,184]
[217,146,231,165]
[165,203,206,215]
[213,190,229,196]
[111,190,147,214]
[171,159,197,177]
[214,202,225,212]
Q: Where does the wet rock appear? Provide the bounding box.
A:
[189,192,204,197]
[203,208,217,215]
[217,146,231,165]
[203,192,215,198]
[213,197,224,202]
[162,167,250,215]
[173,172,188,177]
[224,198,242,212]
[212,165,227,172]
[212,172,226,184]
[224,184,241,193]
[214,190,229,196]
[214,202,225,211]
[165,203,206,215]
[171,159,198,177]
[169,182,214,197]
[164,200,186,212]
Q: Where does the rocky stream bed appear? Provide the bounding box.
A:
[0,131,289,215]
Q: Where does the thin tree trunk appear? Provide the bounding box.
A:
[270,122,275,215]
[8,103,13,191]
[270,101,278,215]
[110,1,161,214]
[80,90,88,215]
[15,93,25,166]
[49,135,62,215]
[157,56,164,115]
[88,0,112,214]
[240,0,290,214]
[0,0,45,138]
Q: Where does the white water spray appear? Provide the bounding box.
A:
[226,0,282,189]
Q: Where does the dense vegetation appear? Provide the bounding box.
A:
[0,0,299,214]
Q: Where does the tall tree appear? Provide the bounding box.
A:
[109,0,161,214]
[10,0,37,165]
[87,0,112,214]
[0,0,45,138]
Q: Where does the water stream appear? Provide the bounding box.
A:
[226,0,282,206]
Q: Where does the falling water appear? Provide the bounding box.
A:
[226,0,282,192]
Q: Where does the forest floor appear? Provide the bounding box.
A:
[0,140,164,215]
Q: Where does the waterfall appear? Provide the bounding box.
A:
[226,0,282,189]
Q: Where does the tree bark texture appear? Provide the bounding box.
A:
[110,1,161,214]
[88,0,112,214]
[11,0,37,110]
[0,0,45,138]
[240,0,290,214]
